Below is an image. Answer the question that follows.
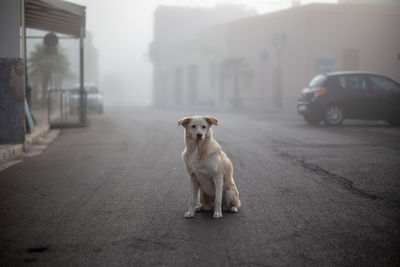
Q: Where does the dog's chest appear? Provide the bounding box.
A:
[187,148,218,176]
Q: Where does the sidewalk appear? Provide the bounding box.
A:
[0,108,52,163]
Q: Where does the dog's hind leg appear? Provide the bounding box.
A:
[223,188,241,213]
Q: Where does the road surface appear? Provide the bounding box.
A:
[0,107,399,266]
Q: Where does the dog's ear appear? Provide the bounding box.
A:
[204,116,218,126]
[178,117,191,127]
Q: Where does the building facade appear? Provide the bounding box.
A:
[150,3,400,110]
[149,5,257,107]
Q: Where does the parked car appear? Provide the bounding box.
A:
[297,72,400,126]
[69,85,103,114]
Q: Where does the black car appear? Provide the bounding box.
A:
[297,72,400,126]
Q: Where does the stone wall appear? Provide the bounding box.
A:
[0,58,25,144]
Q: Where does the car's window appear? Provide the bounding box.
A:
[70,86,99,94]
[308,75,327,87]
[338,76,346,89]
[338,75,368,90]
[327,76,343,89]
[369,76,400,94]
[85,86,99,94]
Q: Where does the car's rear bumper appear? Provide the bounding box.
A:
[297,100,325,116]
[297,101,311,115]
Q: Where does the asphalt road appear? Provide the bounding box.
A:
[0,107,399,266]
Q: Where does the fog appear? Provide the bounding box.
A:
[67,0,159,107]
[34,0,399,114]
[56,0,337,108]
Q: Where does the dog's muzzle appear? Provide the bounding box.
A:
[196,133,203,140]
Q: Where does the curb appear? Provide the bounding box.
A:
[0,144,24,162]
[24,124,50,150]
[0,123,50,162]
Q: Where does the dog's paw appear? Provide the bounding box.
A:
[213,211,223,219]
[184,211,195,218]
[230,207,238,213]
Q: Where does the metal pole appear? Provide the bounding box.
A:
[23,0,29,107]
[276,50,282,109]
[48,90,51,125]
[79,21,85,124]
[233,65,239,107]
[60,91,63,123]
[271,33,286,109]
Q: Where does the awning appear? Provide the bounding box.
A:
[25,0,85,37]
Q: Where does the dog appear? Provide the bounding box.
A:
[178,115,241,219]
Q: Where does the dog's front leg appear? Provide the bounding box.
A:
[213,175,223,219]
[184,175,199,218]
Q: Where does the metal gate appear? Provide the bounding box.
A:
[48,89,87,128]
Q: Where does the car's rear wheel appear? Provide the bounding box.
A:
[304,113,321,125]
[324,105,344,126]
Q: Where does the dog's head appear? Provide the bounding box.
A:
[178,116,218,141]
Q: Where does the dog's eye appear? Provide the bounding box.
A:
[191,125,196,128]
[202,125,206,129]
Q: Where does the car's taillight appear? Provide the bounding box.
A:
[315,87,326,97]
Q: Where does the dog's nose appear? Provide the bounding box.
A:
[197,133,203,139]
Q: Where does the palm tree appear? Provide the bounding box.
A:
[28,43,72,105]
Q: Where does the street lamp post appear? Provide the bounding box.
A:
[271,33,287,109]
[259,50,269,110]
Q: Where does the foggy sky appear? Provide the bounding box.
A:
[67,0,337,106]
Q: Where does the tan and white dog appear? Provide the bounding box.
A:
[178,115,241,219]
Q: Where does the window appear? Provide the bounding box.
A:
[369,75,400,94]
[338,75,367,90]
[327,76,342,89]
[338,76,346,89]
[174,67,183,105]
[308,75,327,87]
[188,65,198,104]
[85,86,99,94]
